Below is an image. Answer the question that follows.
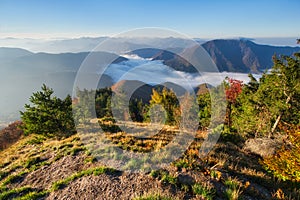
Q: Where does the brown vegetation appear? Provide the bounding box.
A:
[0,121,23,150]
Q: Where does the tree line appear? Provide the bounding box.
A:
[20,53,299,139]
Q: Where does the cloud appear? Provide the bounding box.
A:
[103,55,261,88]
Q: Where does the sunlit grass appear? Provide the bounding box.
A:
[1,120,299,199]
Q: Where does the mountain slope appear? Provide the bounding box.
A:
[0,47,33,61]
[7,51,127,73]
[111,80,188,103]
[152,50,197,73]
[128,40,300,73]
[202,39,300,73]
[129,48,163,58]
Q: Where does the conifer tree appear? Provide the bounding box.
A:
[20,84,75,138]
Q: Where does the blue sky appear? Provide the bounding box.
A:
[0,0,299,39]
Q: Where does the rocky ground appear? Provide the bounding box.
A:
[0,124,299,200]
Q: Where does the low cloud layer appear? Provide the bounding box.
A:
[103,54,261,88]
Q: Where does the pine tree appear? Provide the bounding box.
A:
[233,53,300,137]
[73,88,95,124]
[197,92,211,129]
[20,84,75,138]
[232,74,261,137]
[268,54,300,133]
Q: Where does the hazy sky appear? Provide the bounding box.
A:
[0,0,299,39]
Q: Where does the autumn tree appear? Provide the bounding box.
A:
[225,78,243,127]
[148,87,180,125]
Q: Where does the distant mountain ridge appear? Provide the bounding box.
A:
[129,39,300,73]
[202,39,300,73]
[0,47,33,61]
[2,36,298,54]
[2,39,299,74]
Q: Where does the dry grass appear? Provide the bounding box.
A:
[0,134,85,186]
[1,121,299,199]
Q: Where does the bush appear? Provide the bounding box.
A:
[224,177,243,200]
[192,183,215,200]
[262,128,300,182]
[0,121,23,150]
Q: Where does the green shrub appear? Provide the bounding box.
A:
[25,135,46,145]
[192,183,215,200]
[161,172,177,185]
[99,123,122,133]
[224,178,243,200]
[262,128,300,182]
[149,170,160,178]
[173,158,190,169]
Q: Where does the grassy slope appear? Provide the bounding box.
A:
[0,124,299,200]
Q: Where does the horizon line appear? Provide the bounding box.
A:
[0,35,299,41]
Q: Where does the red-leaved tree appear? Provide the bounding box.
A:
[225,78,243,127]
